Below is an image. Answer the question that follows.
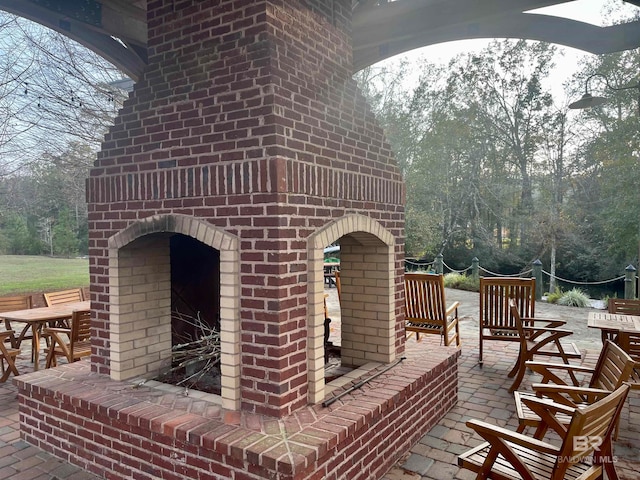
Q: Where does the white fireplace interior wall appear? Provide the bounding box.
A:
[109,234,172,380]
[108,214,241,410]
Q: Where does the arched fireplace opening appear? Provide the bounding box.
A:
[307,215,400,405]
[108,214,241,410]
[153,234,222,394]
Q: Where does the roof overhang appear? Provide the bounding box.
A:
[0,0,639,80]
[353,0,640,70]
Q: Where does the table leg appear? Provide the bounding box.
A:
[32,324,40,371]
[601,328,619,344]
[618,332,630,355]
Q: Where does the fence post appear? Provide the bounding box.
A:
[532,259,543,301]
[624,264,637,299]
[435,254,443,274]
[471,257,479,281]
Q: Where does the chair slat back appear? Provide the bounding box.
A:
[71,310,92,344]
[608,298,640,316]
[628,334,640,363]
[590,340,636,391]
[405,273,446,322]
[606,298,640,367]
[480,277,535,332]
[0,295,32,312]
[508,300,529,340]
[556,384,629,473]
[44,289,84,307]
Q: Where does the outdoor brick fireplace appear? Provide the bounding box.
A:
[15,1,459,478]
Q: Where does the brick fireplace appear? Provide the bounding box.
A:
[15,1,459,478]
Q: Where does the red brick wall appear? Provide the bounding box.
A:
[87,0,404,417]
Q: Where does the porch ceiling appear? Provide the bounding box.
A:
[0,0,638,80]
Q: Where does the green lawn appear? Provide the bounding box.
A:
[0,255,89,296]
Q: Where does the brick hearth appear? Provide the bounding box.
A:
[16,349,457,480]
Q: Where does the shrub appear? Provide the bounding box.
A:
[443,272,479,292]
[546,288,564,304]
[557,288,590,308]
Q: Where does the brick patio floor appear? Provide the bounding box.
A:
[1,286,638,479]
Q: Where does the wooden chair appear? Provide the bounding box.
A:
[601,298,640,343]
[404,273,461,347]
[459,384,630,480]
[44,289,84,329]
[0,331,20,381]
[607,298,640,389]
[608,297,640,315]
[514,340,635,438]
[507,299,581,392]
[479,277,545,364]
[0,295,32,348]
[44,288,84,306]
[43,309,91,368]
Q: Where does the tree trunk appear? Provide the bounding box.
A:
[550,234,557,294]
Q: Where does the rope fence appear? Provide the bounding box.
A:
[405,254,639,300]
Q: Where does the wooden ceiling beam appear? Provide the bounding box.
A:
[0,0,639,80]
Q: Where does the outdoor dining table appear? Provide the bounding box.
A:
[587,311,640,353]
[0,301,90,371]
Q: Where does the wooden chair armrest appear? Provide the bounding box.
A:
[522,326,574,344]
[43,327,72,335]
[525,361,593,373]
[521,326,573,335]
[525,361,592,386]
[520,394,577,415]
[522,317,566,328]
[519,395,578,438]
[445,301,460,317]
[532,384,611,404]
[466,419,558,455]
[0,331,16,348]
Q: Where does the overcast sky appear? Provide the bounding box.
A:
[378,0,640,104]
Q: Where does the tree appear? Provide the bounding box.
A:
[0,212,41,254]
[52,208,78,257]
[0,139,94,256]
[566,43,640,277]
[447,41,556,257]
[0,12,127,175]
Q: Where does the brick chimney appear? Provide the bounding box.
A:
[87,0,405,418]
